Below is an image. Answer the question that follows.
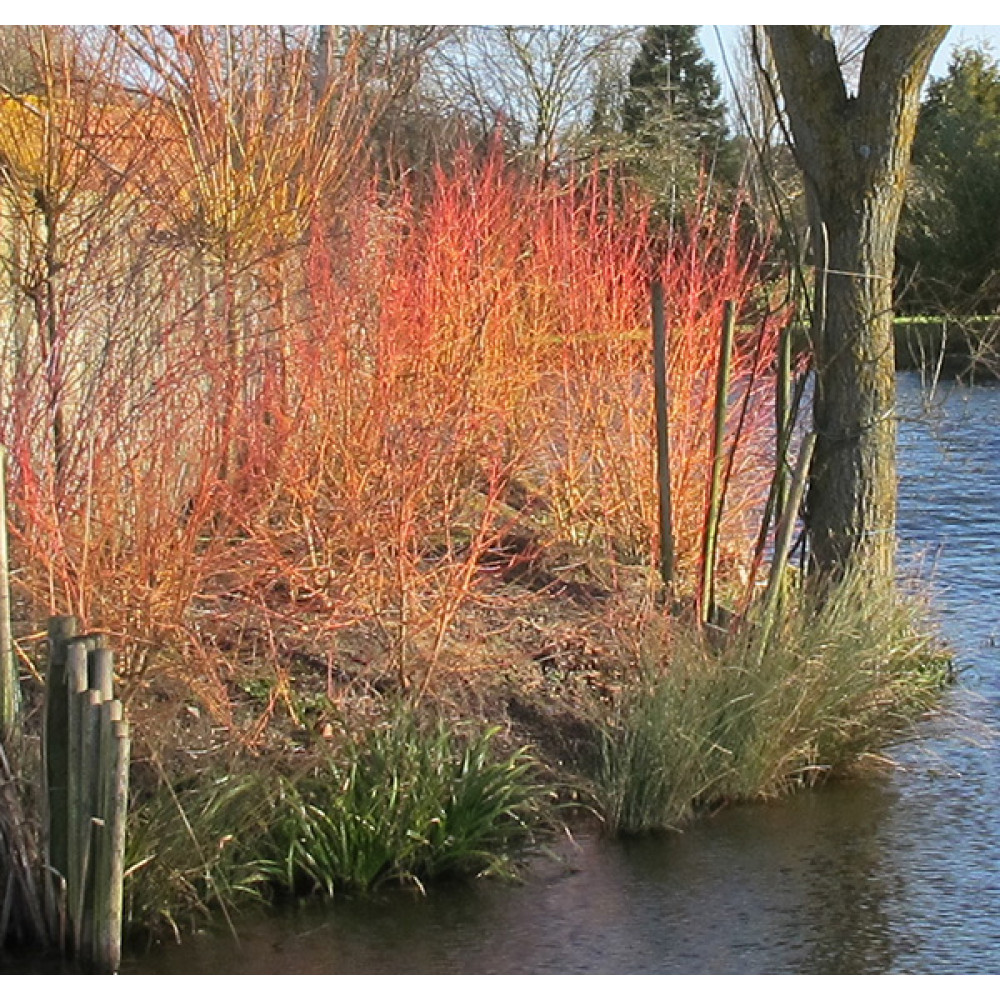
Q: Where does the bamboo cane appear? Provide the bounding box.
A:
[741,354,811,618]
[774,324,793,532]
[754,432,817,663]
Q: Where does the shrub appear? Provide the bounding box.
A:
[4,132,782,718]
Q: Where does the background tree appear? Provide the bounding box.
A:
[765,25,948,579]
[432,26,636,174]
[619,25,736,208]
[0,27,158,497]
[316,26,457,179]
[623,26,728,149]
[897,44,1000,315]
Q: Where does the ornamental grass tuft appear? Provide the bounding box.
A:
[595,567,951,835]
[263,712,543,895]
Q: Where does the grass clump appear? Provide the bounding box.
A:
[263,712,544,895]
[0,741,53,951]
[595,569,951,834]
[123,772,276,941]
[123,712,545,940]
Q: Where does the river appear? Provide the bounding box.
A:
[120,370,1000,974]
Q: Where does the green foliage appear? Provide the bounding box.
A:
[623,26,728,148]
[898,44,1000,314]
[263,714,543,895]
[616,26,737,209]
[123,715,546,939]
[123,773,275,941]
[594,569,950,834]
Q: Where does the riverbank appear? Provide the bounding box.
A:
[783,317,1000,379]
[113,559,950,944]
[0,558,950,961]
[1,407,956,962]
[122,371,1000,974]
[894,317,999,378]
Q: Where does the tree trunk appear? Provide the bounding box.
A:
[766,26,948,578]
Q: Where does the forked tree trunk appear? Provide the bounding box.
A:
[766,26,948,578]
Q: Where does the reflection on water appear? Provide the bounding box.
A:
[118,372,1000,974]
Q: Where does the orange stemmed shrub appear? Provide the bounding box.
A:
[3,110,784,724]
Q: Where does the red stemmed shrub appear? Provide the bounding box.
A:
[3,127,784,729]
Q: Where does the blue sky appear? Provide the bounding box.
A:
[934,25,1000,75]
[30,16,998,78]
[26,15,997,92]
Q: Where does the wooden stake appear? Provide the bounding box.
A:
[90,646,114,701]
[651,280,675,588]
[44,614,78,911]
[42,620,129,968]
[103,715,129,972]
[65,641,88,945]
[75,689,102,956]
[700,301,736,622]
[92,694,120,968]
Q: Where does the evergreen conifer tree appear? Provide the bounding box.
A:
[623,25,728,152]
[619,26,734,207]
[897,45,1000,314]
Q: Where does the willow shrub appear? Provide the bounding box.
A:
[595,568,951,835]
[6,135,783,716]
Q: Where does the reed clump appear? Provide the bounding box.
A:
[0,740,53,952]
[122,770,275,942]
[594,568,951,835]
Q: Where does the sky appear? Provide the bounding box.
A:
[17,4,999,36]
[700,24,1000,91]
[932,25,1000,75]
[9,13,999,90]
[11,12,999,70]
